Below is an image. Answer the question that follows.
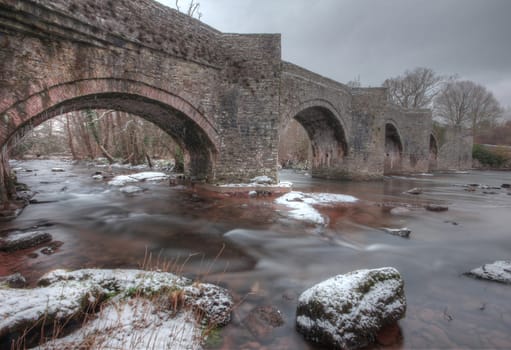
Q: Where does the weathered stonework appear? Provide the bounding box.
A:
[435,127,473,171]
[0,0,280,183]
[0,0,471,200]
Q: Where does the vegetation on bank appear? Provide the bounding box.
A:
[472,144,510,169]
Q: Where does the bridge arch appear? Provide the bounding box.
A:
[281,99,348,178]
[429,133,438,171]
[384,122,403,174]
[2,79,220,181]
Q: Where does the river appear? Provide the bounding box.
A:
[1,159,510,349]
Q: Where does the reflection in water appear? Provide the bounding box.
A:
[1,160,511,349]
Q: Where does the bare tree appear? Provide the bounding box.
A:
[434,80,503,131]
[175,0,202,19]
[347,75,362,88]
[383,67,444,109]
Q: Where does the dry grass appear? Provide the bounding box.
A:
[7,246,232,350]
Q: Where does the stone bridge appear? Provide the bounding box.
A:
[0,0,471,199]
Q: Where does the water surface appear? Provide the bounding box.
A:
[1,159,511,349]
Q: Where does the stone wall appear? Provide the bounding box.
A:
[280,63,386,180]
[436,127,473,170]
[383,106,432,174]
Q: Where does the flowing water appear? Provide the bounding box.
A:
[1,159,511,349]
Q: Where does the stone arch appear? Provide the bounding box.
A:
[428,133,438,171]
[2,79,220,181]
[282,99,348,177]
[384,122,403,174]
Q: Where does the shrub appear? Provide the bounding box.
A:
[473,144,509,168]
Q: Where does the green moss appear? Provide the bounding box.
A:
[203,327,223,348]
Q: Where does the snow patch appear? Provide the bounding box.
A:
[250,175,274,184]
[275,191,358,225]
[108,172,169,186]
[34,299,201,350]
[218,181,293,188]
[466,260,511,284]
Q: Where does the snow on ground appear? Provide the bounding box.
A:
[0,269,233,349]
[108,172,169,186]
[218,181,293,188]
[35,298,201,350]
[275,191,358,225]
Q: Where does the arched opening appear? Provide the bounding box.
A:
[429,134,438,171]
[278,119,311,169]
[280,105,348,178]
[5,92,218,182]
[9,110,185,171]
[384,123,403,174]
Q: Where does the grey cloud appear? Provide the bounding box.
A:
[159,0,511,106]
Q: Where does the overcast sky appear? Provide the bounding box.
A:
[157,0,511,108]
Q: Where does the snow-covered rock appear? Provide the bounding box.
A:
[119,185,143,194]
[0,231,52,252]
[0,273,26,288]
[108,172,169,186]
[275,191,358,225]
[465,260,511,284]
[406,187,422,195]
[382,227,411,238]
[389,207,411,216]
[250,175,274,184]
[34,298,201,350]
[128,172,169,181]
[296,267,406,349]
[0,269,233,348]
[91,174,103,180]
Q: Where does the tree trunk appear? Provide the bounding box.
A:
[65,114,78,160]
[0,147,15,209]
[86,110,115,164]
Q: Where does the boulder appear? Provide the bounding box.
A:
[501,184,510,189]
[382,227,411,238]
[0,273,27,288]
[250,175,274,184]
[40,241,64,255]
[296,267,406,349]
[0,269,233,347]
[406,188,422,195]
[243,305,284,340]
[0,231,52,252]
[51,168,65,172]
[119,185,143,194]
[389,207,411,216]
[425,204,448,212]
[465,260,511,284]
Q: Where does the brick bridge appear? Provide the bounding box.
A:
[0,0,471,198]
